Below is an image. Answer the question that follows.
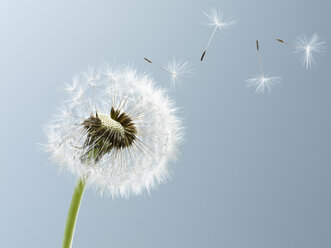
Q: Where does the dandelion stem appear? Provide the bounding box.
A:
[62,178,86,248]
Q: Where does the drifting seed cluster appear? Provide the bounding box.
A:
[82,107,137,161]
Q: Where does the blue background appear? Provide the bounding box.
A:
[0,0,330,247]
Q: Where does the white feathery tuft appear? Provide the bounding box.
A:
[246,75,281,94]
[202,8,236,31]
[164,58,193,90]
[294,33,327,69]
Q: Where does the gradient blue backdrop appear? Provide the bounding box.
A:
[1,0,330,247]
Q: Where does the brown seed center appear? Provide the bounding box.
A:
[81,107,137,161]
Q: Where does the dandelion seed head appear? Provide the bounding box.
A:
[203,8,236,31]
[44,64,183,198]
[294,33,326,69]
[246,75,281,94]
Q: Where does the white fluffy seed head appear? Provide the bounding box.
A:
[44,64,184,198]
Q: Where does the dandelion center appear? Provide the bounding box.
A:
[81,107,137,161]
[98,113,125,135]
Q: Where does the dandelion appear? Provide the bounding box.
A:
[247,40,281,94]
[144,57,192,90]
[277,33,326,69]
[45,64,183,247]
[200,8,236,61]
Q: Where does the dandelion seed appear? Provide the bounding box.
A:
[45,64,183,198]
[276,33,326,69]
[144,57,192,90]
[200,8,236,61]
[246,40,281,94]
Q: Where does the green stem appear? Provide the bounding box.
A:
[62,178,86,248]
